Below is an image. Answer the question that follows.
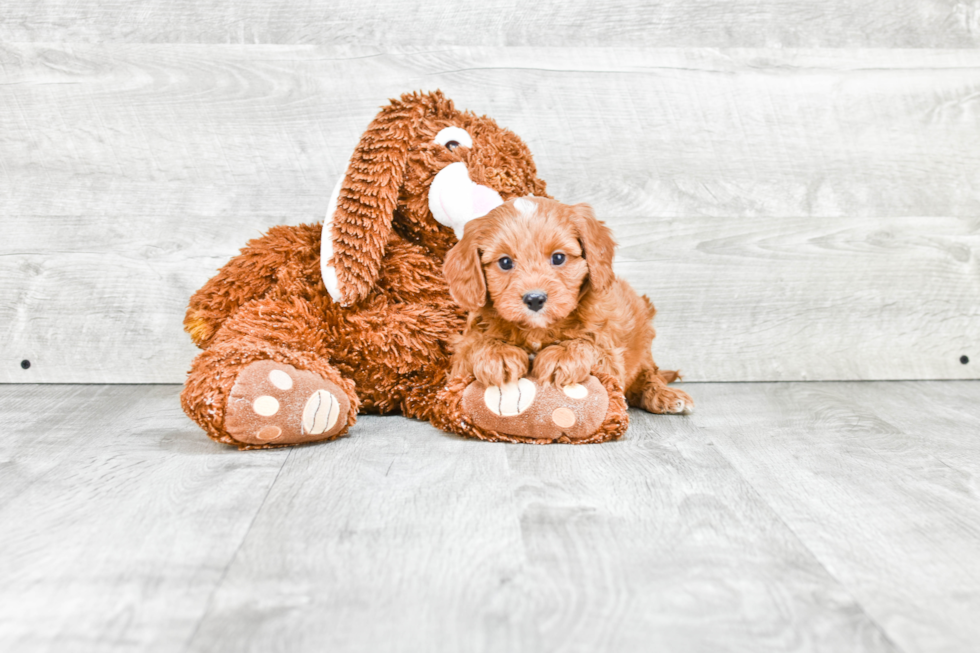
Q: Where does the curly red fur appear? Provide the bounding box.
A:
[445,197,693,415]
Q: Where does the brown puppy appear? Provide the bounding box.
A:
[445,197,693,415]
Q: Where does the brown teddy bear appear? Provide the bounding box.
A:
[181,90,629,448]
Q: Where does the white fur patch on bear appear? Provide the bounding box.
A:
[428,162,503,239]
[320,177,345,303]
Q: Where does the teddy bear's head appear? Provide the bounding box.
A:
[322,90,549,306]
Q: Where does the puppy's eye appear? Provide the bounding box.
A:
[498,257,514,271]
[445,140,460,151]
[551,252,566,266]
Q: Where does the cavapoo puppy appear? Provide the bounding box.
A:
[444,196,693,416]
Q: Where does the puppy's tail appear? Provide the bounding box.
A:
[641,294,657,321]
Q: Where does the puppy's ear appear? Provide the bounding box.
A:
[444,217,489,312]
[324,91,454,305]
[570,203,616,293]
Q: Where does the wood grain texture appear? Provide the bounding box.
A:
[619,215,980,382]
[2,0,979,47]
[3,213,975,383]
[694,381,980,652]
[4,47,980,220]
[1,46,978,382]
[0,384,289,653]
[4,382,979,651]
[182,391,894,653]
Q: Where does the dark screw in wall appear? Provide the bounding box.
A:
[20,359,31,369]
[961,355,970,365]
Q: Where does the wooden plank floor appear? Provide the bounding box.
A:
[1,382,977,652]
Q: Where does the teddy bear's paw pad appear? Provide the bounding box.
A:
[462,375,609,443]
[224,360,350,446]
[302,389,342,435]
[483,379,536,416]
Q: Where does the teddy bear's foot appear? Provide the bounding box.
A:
[223,360,352,446]
[461,375,610,443]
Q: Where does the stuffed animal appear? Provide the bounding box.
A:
[180,90,627,448]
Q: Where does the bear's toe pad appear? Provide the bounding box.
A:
[462,375,608,443]
[224,360,349,446]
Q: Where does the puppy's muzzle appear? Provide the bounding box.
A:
[523,291,548,312]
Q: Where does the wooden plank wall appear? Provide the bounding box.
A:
[1,4,978,383]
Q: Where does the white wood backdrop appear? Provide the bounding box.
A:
[4,0,980,46]
[1,13,978,383]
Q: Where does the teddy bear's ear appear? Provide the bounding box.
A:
[321,92,450,305]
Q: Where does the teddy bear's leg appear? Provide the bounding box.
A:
[625,367,694,415]
[181,298,360,449]
[182,337,358,448]
[397,358,455,425]
[432,372,629,444]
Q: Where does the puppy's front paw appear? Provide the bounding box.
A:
[472,345,530,387]
[532,343,593,387]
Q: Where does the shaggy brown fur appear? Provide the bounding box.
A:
[181,91,554,447]
[183,90,639,449]
[444,197,693,421]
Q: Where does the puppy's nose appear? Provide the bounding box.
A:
[522,291,548,312]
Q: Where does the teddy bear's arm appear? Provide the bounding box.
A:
[184,224,318,349]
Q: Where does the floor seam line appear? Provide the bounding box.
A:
[706,431,907,653]
[180,448,292,652]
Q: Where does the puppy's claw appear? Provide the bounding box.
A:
[674,398,694,415]
[639,386,694,415]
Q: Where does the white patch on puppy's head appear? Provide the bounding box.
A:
[513,197,537,216]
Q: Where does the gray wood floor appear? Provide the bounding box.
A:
[1,381,977,652]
